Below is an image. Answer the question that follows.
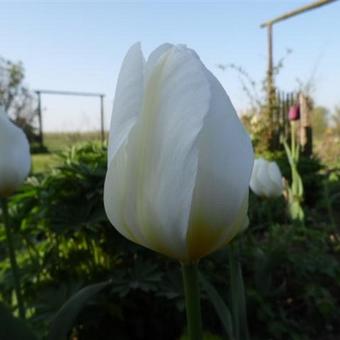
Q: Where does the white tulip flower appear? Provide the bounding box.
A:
[0,107,31,197]
[250,158,283,198]
[104,43,254,262]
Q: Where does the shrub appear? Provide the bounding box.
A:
[1,142,340,339]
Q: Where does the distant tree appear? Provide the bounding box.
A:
[312,106,329,140]
[0,57,37,135]
[314,106,340,164]
[331,106,340,136]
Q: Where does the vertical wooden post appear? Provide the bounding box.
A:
[267,24,273,92]
[266,24,278,150]
[273,89,280,148]
[278,90,285,143]
[285,92,291,139]
[299,93,313,156]
[36,91,44,148]
[277,90,282,127]
[100,95,105,145]
[267,24,275,114]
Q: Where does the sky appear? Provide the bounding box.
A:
[0,0,339,132]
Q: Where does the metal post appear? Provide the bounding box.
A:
[100,95,105,145]
[34,89,105,145]
[36,91,44,148]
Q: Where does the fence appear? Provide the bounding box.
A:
[34,90,105,149]
[273,91,313,156]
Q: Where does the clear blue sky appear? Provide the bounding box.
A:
[1,0,339,131]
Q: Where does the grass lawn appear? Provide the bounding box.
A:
[31,153,60,173]
[43,131,105,152]
[31,131,106,173]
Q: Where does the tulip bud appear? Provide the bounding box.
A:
[0,107,31,197]
[104,43,254,262]
[288,104,300,121]
[250,158,283,198]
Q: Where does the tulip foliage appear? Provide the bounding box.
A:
[282,122,304,222]
[0,143,339,339]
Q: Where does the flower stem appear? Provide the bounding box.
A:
[1,198,25,319]
[181,262,203,340]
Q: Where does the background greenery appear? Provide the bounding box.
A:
[1,139,339,340]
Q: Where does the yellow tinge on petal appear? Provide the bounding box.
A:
[186,214,227,262]
[186,191,249,261]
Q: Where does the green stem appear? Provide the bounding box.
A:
[181,262,203,340]
[1,198,25,319]
[291,122,295,159]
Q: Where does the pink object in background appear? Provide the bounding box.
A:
[288,104,300,121]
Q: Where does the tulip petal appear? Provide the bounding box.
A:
[250,158,267,197]
[108,42,145,164]
[250,158,283,198]
[259,160,274,197]
[249,161,260,195]
[104,146,150,246]
[144,43,173,85]
[186,71,253,260]
[0,111,31,197]
[225,190,250,241]
[105,45,211,260]
[268,161,283,197]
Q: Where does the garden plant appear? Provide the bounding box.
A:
[0,42,340,340]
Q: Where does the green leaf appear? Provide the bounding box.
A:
[282,139,292,163]
[48,280,111,340]
[228,242,250,340]
[199,272,235,340]
[0,302,38,340]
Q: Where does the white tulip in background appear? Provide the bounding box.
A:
[104,43,254,262]
[250,158,283,198]
[0,107,31,197]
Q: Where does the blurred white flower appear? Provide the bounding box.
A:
[250,158,283,198]
[104,43,254,261]
[0,107,31,197]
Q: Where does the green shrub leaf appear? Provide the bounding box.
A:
[0,302,38,340]
[199,272,235,340]
[48,280,111,340]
